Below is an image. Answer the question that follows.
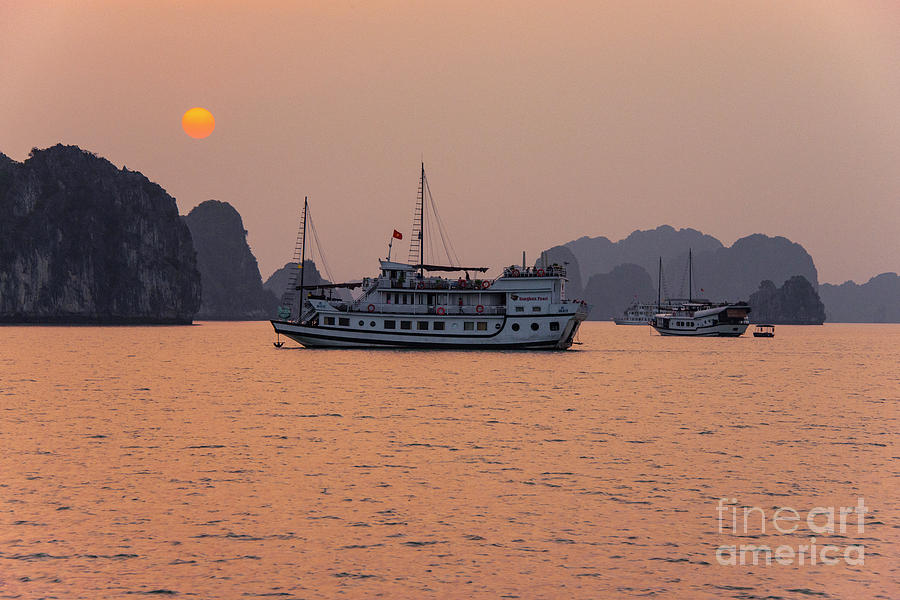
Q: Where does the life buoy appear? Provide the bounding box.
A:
[436,306,446,315]
[482,280,491,289]
[475,304,484,313]
[537,268,545,277]
[512,269,520,277]
[417,281,424,289]
[367,304,375,312]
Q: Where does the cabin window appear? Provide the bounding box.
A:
[532,306,541,312]
[338,317,349,326]
[324,316,335,325]
[550,322,560,331]
[515,306,524,312]
[400,320,412,330]
[417,321,428,330]
[531,322,539,331]
[384,320,396,329]
[433,321,445,331]
[511,323,520,331]
[464,322,474,331]
[476,322,487,331]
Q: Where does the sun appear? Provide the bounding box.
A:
[182,107,215,139]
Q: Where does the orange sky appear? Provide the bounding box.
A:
[2,1,898,284]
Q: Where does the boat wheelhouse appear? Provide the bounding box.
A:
[271,165,590,349]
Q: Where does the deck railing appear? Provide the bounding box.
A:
[347,303,507,316]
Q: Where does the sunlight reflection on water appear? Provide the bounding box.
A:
[0,322,897,598]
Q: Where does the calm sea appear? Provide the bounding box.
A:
[0,322,897,599]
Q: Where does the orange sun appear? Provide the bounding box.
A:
[182,107,215,139]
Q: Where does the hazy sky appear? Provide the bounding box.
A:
[2,1,898,284]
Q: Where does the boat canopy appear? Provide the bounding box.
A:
[414,264,489,273]
[296,282,362,290]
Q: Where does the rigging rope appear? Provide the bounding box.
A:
[305,206,335,283]
[423,172,460,267]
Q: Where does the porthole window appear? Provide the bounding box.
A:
[531,322,539,331]
[358,320,364,326]
[511,323,520,331]
[370,321,376,327]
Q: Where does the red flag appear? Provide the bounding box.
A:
[392,230,403,240]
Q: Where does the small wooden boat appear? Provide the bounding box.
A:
[753,324,775,338]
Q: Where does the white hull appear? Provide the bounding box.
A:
[273,311,586,350]
[653,322,749,337]
[613,319,650,325]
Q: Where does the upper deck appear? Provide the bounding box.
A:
[305,261,578,317]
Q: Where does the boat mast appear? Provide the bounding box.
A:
[408,163,426,275]
[419,162,425,277]
[688,248,692,303]
[299,197,308,310]
[657,256,662,309]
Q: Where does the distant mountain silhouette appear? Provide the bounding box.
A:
[567,225,722,284]
[0,144,200,323]
[583,263,656,321]
[552,226,819,306]
[749,276,825,324]
[819,273,900,322]
[183,200,278,320]
[687,234,818,302]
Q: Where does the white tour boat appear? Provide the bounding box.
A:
[271,165,590,349]
[651,302,751,337]
[614,302,659,325]
[650,250,751,337]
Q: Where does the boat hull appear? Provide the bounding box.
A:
[272,312,585,350]
[651,303,750,337]
[653,323,749,337]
